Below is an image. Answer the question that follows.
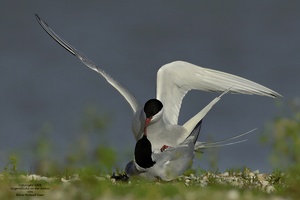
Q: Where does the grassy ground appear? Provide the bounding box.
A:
[0,169,290,200]
[1,100,299,199]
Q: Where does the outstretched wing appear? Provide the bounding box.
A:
[35,14,140,114]
[156,61,281,125]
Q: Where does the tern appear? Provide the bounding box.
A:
[125,91,258,181]
[126,120,203,181]
[35,14,281,155]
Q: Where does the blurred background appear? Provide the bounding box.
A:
[0,1,299,174]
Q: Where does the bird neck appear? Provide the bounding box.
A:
[146,116,166,133]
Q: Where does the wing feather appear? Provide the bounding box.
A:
[35,14,140,114]
[156,61,281,125]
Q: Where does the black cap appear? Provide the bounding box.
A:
[143,99,163,118]
[134,135,156,168]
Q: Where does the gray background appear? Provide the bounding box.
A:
[1,1,299,173]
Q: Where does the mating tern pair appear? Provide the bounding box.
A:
[36,14,281,181]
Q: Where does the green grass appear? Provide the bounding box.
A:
[0,157,291,200]
[0,170,288,200]
[1,100,300,199]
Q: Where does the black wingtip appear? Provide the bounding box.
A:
[35,13,77,57]
[187,119,202,144]
[35,14,42,23]
[35,14,48,27]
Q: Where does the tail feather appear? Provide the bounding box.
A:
[194,128,256,152]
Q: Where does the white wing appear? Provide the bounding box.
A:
[35,14,140,114]
[183,88,229,134]
[156,61,281,125]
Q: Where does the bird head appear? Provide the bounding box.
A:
[143,99,163,129]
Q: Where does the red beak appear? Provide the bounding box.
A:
[144,117,152,136]
[145,117,152,127]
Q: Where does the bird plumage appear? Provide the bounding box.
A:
[127,120,203,181]
[36,14,281,181]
